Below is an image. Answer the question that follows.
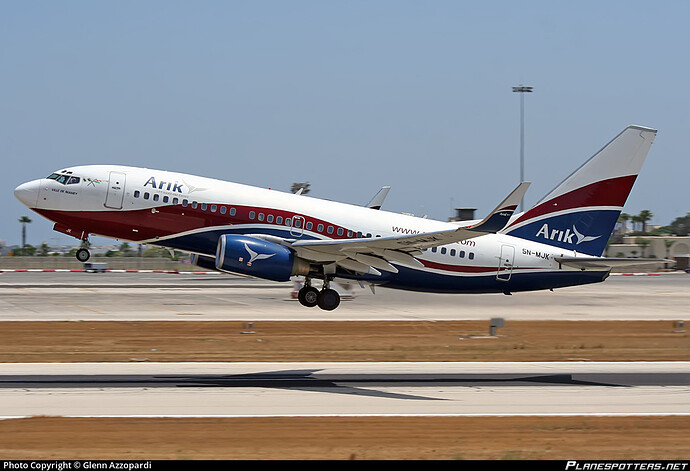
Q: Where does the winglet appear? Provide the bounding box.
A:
[465,182,530,233]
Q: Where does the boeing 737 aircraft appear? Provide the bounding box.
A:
[14,125,657,310]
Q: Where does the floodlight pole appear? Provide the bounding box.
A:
[512,85,533,212]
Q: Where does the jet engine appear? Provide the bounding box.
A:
[215,234,309,282]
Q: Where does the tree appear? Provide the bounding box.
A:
[664,214,690,236]
[18,216,31,249]
[617,213,630,233]
[637,210,654,234]
[631,214,641,232]
[119,242,134,256]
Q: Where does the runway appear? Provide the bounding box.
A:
[0,272,687,421]
[0,270,688,320]
[1,362,688,418]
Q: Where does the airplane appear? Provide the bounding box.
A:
[14,125,658,311]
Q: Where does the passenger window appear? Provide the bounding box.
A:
[258,213,265,221]
[249,211,255,219]
[450,249,456,256]
[317,224,324,232]
[163,196,169,203]
[469,252,475,260]
[191,201,198,209]
[459,251,465,258]
[182,199,188,207]
[172,198,178,205]
[220,206,227,214]
[306,222,313,230]
[441,248,447,255]
[201,203,207,211]
[347,230,352,237]
[267,214,274,223]
[337,228,343,236]
[144,192,150,200]
[153,194,159,201]
[230,208,236,216]
[431,247,437,253]
[134,190,140,198]
[327,226,334,234]
[276,216,282,224]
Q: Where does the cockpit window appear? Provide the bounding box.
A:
[46,173,81,185]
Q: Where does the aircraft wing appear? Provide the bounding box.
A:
[284,182,530,275]
[555,256,671,270]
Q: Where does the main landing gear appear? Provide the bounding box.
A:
[297,279,340,311]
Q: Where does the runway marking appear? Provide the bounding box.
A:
[155,304,198,316]
[66,303,107,315]
[2,413,690,419]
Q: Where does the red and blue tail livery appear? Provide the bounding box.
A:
[502,125,655,257]
[14,125,658,310]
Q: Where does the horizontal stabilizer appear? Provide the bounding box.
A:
[555,256,671,269]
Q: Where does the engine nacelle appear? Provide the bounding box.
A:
[215,234,309,282]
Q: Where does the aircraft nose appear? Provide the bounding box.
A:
[14,180,40,208]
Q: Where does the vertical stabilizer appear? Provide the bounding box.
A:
[501,125,657,256]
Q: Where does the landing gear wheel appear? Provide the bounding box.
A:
[76,248,90,262]
[317,288,340,311]
[298,286,319,308]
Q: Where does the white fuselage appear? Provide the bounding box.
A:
[15,164,607,294]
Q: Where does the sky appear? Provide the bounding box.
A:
[2,1,689,247]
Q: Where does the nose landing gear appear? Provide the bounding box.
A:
[75,247,90,262]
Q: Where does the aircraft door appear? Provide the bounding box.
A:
[104,171,126,209]
[290,215,305,238]
[497,244,515,281]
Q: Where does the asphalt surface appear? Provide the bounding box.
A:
[0,271,687,419]
[0,271,688,320]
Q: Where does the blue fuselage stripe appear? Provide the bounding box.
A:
[157,227,608,294]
